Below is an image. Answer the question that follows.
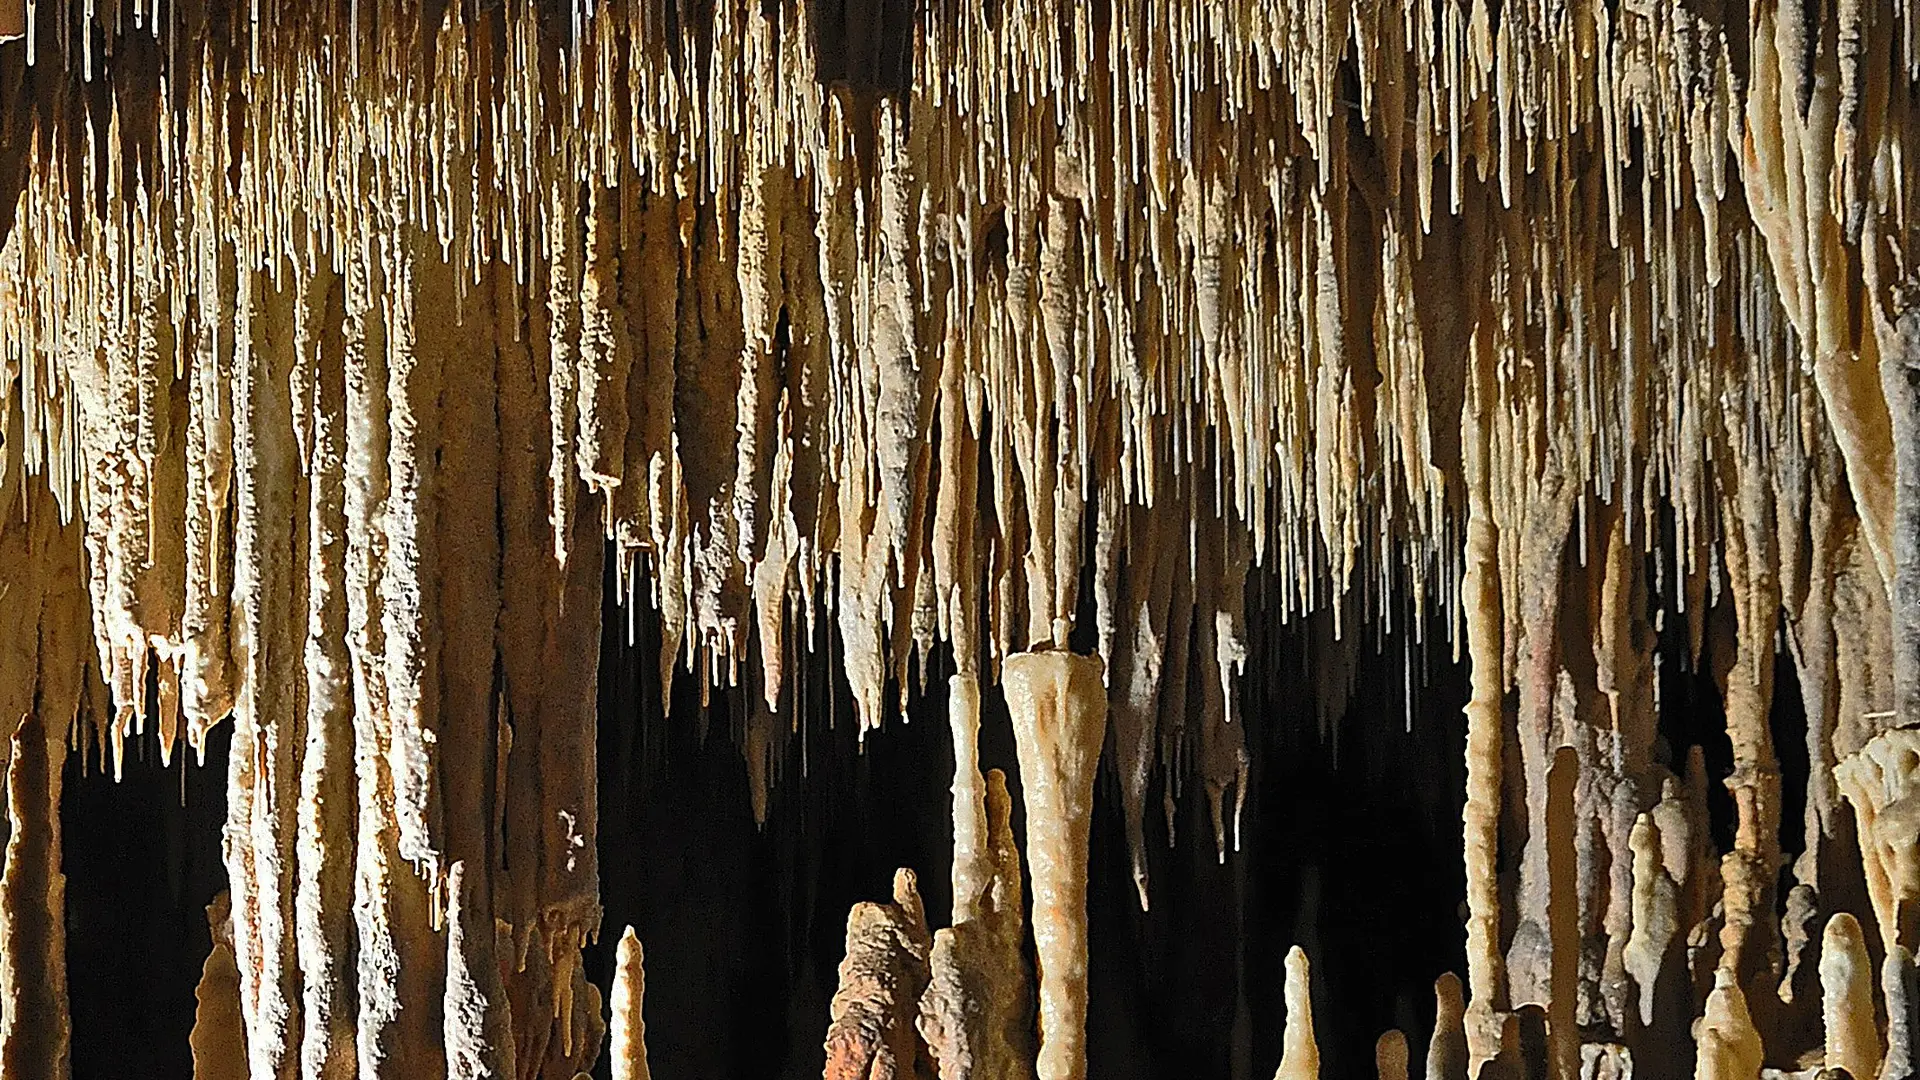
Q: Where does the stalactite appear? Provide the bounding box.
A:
[227,267,306,1080]
[295,264,356,1080]
[0,399,82,1080]
[1716,443,1786,991]
[0,0,1918,1075]
[1872,283,1919,745]
[1109,496,1175,909]
[1835,729,1920,952]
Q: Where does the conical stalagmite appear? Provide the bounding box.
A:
[443,863,514,1080]
[192,894,250,1080]
[1273,948,1320,1080]
[611,929,651,1080]
[1696,970,1764,1080]
[1624,814,1679,1029]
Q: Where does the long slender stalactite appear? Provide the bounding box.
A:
[1,0,1918,1075]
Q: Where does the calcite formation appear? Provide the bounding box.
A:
[0,0,1918,1075]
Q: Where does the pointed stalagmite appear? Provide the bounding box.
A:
[193,894,251,1080]
[1695,970,1763,1080]
[1624,814,1679,1028]
[1273,947,1321,1080]
[443,862,514,1080]
[611,928,651,1080]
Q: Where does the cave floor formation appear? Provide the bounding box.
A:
[3,0,1920,1077]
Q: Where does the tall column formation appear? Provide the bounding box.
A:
[0,389,86,1080]
[0,0,1917,1076]
[1003,652,1107,1080]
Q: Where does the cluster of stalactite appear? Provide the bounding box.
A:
[1,0,1918,1076]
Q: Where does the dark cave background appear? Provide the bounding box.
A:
[583,551,1480,1080]
[56,536,1809,1079]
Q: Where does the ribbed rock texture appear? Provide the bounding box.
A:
[1,0,1918,1075]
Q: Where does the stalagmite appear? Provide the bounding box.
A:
[1273,947,1321,1080]
[1003,652,1107,1080]
[947,674,991,924]
[1376,1030,1410,1080]
[0,711,71,1077]
[443,862,514,1080]
[1625,814,1679,1028]
[193,894,251,1080]
[1461,511,1507,1068]
[1823,914,1883,1080]
[1881,946,1916,1080]
[825,869,933,1080]
[1695,970,1764,1080]
[1425,974,1468,1080]
[919,768,1037,1080]
[610,929,650,1080]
